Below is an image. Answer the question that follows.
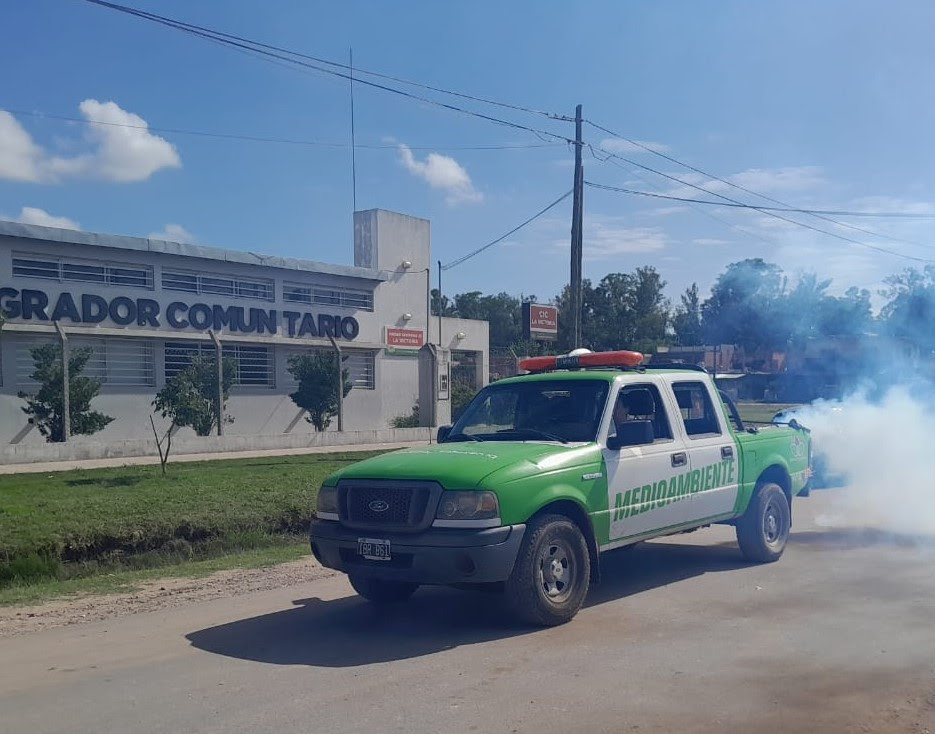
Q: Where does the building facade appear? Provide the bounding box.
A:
[0,209,488,445]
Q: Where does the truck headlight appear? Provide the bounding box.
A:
[433,491,500,528]
[316,485,339,521]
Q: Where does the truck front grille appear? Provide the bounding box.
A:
[341,484,434,530]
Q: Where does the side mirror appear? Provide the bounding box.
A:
[607,420,654,450]
[437,425,453,443]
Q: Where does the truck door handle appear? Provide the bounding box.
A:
[671,452,687,468]
[721,446,734,460]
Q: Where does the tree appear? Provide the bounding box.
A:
[702,259,787,353]
[18,343,113,442]
[819,286,872,337]
[287,351,352,431]
[153,354,236,438]
[430,289,456,317]
[556,267,670,353]
[880,266,935,352]
[672,283,703,346]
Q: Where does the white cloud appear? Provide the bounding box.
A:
[398,144,482,205]
[663,165,826,201]
[599,137,670,155]
[6,206,80,230]
[0,101,181,184]
[0,112,44,182]
[550,219,668,259]
[148,224,195,243]
[692,237,731,246]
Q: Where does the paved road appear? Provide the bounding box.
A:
[1,491,933,734]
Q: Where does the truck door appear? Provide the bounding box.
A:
[602,381,699,545]
[669,379,740,520]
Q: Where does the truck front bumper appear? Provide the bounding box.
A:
[309,521,526,585]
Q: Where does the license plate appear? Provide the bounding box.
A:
[358,538,391,561]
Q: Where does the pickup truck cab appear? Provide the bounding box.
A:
[310,350,811,626]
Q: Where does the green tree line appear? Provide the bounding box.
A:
[433,258,934,357]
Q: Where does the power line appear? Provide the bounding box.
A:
[587,119,935,251]
[3,108,560,151]
[584,180,935,219]
[443,190,573,270]
[80,0,574,144]
[586,143,935,264]
[588,151,786,249]
[83,0,561,121]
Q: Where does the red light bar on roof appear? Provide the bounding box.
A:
[519,350,644,373]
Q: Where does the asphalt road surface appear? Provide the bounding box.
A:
[1,490,933,734]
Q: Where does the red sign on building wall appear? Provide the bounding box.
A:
[386,327,425,348]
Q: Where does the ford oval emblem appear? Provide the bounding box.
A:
[369,499,390,513]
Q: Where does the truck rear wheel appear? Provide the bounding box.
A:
[348,574,418,603]
[736,482,790,563]
[504,514,590,626]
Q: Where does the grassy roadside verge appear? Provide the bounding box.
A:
[0,450,387,592]
[0,538,310,607]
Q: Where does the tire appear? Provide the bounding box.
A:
[348,574,418,603]
[504,514,591,627]
[736,482,791,563]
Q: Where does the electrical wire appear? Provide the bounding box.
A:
[586,144,935,264]
[2,108,560,151]
[583,180,935,219]
[588,150,786,249]
[587,119,935,250]
[80,0,573,144]
[442,191,573,270]
[82,0,562,121]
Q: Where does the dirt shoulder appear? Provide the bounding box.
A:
[0,556,333,638]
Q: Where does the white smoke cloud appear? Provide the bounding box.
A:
[794,387,935,537]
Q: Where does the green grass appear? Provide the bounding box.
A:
[736,402,800,424]
[0,538,309,607]
[0,450,386,588]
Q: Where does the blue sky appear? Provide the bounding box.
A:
[4,0,935,309]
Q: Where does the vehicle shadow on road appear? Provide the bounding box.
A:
[186,540,750,668]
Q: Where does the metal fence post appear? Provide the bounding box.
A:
[327,334,344,432]
[54,321,70,441]
[208,330,224,436]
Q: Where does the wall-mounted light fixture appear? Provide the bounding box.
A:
[456,331,466,341]
[402,313,413,321]
[401,260,412,269]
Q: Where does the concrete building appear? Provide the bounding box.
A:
[0,210,489,446]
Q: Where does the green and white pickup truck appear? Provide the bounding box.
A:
[310,351,811,626]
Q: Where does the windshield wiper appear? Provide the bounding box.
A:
[444,433,482,442]
[497,428,569,444]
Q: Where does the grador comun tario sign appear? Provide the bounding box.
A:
[0,287,360,339]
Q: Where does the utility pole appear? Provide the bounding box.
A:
[569,104,584,349]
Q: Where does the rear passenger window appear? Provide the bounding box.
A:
[672,382,722,437]
[610,384,673,442]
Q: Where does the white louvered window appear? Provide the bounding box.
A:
[162,269,274,301]
[283,282,373,311]
[283,348,375,390]
[16,336,155,387]
[12,254,153,289]
[163,341,274,387]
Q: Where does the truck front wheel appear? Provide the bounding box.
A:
[348,574,418,603]
[736,482,790,563]
[505,514,591,626]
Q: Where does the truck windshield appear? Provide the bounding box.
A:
[447,379,610,443]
